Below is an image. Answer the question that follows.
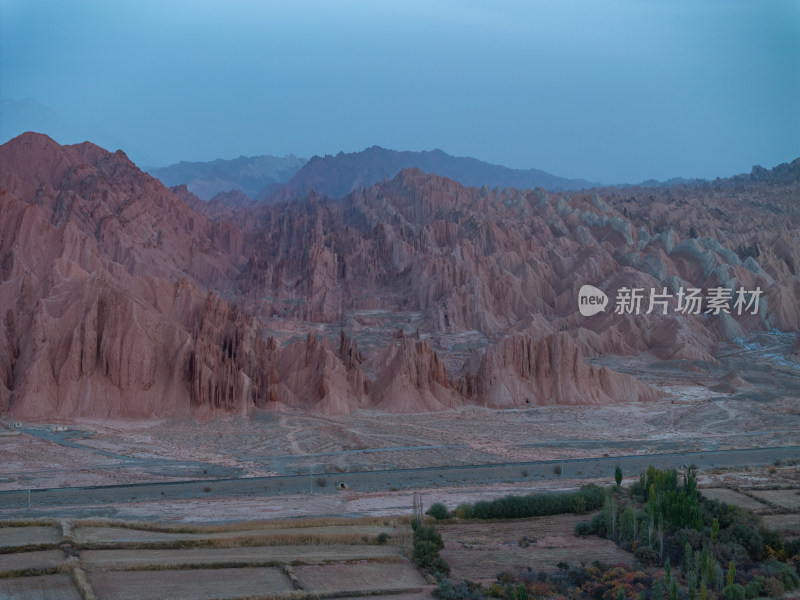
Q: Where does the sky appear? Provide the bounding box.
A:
[1,0,798,184]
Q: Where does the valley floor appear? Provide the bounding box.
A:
[0,336,798,522]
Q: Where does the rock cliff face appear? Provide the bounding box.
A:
[369,330,460,413]
[464,333,659,408]
[1,133,798,419]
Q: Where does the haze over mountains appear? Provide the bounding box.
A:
[151,146,599,204]
[260,146,599,201]
[1,132,798,421]
[147,154,308,201]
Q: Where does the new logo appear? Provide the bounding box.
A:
[578,285,608,316]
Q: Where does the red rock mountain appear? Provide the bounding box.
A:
[1,133,798,419]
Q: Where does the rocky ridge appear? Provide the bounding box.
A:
[1,133,798,419]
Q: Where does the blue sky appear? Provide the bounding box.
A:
[1,0,798,183]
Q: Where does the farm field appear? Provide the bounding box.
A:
[0,573,81,600]
[334,594,433,600]
[697,487,770,511]
[0,517,429,599]
[749,488,800,511]
[761,513,800,538]
[88,567,293,600]
[696,465,800,542]
[0,549,66,573]
[73,522,397,545]
[438,513,633,580]
[293,560,427,593]
[80,543,404,569]
[0,463,796,598]
[0,525,61,548]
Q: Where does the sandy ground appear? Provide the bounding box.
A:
[2,391,798,494]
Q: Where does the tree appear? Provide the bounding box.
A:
[427,502,449,520]
[712,517,719,541]
[514,583,529,600]
[687,571,697,600]
[683,541,692,576]
[669,577,679,600]
[652,579,664,600]
[621,505,637,543]
[615,465,623,487]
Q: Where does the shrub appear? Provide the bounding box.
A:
[472,500,492,520]
[455,503,473,519]
[487,583,505,598]
[743,576,763,599]
[412,523,449,578]
[722,583,745,600]
[376,532,389,544]
[761,576,784,598]
[768,558,800,590]
[427,502,449,520]
[633,545,659,566]
[575,522,592,537]
[579,484,606,509]
[429,555,451,577]
[513,583,529,600]
[721,523,764,561]
[435,578,461,599]
[554,464,562,475]
[413,540,442,567]
[590,512,607,537]
[414,524,444,549]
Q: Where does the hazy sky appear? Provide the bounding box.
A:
[2,0,798,183]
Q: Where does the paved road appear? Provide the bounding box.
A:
[1,445,798,514]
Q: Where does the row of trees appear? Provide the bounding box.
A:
[444,484,605,520]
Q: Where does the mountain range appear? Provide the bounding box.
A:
[151,146,599,203]
[0,132,798,420]
[258,146,599,201]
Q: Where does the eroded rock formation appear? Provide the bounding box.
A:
[2,133,798,419]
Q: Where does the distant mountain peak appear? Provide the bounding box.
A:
[147,153,307,201]
[256,146,598,202]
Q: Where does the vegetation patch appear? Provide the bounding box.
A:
[454,484,604,520]
[435,465,800,599]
